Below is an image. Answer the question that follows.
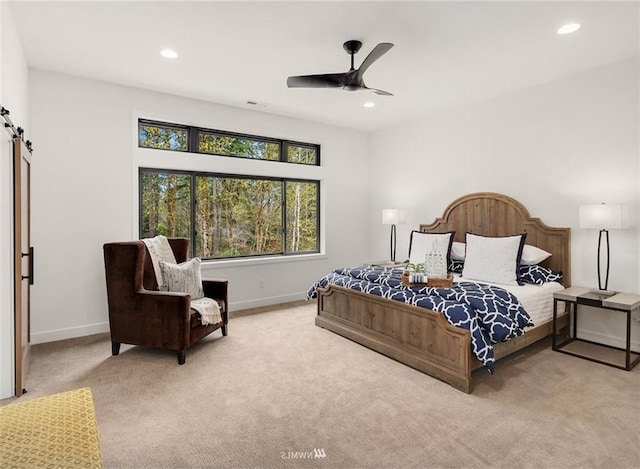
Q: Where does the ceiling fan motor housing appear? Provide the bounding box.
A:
[343,40,363,55]
[343,83,362,92]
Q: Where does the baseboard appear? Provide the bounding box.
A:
[578,329,640,353]
[30,292,310,344]
[231,299,310,317]
[229,292,308,312]
[30,322,110,345]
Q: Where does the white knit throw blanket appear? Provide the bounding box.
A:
[142,236,222,326]
[141,235,176,289]
[190,297,222,326]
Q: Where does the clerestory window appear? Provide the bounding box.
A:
[139,119,320,165]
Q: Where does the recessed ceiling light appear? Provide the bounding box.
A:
[557,23,581,35]
[363,102,375,108]
[160,49,178,59]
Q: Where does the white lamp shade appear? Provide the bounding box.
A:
[579,204,624,230]
[382,209,406,225]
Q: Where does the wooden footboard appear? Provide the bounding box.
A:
[316,284,570,393]
[316,284,474,393]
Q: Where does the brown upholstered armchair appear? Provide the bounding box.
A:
[103,238,228,364]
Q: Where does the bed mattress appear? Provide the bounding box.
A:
[452,274,564,326]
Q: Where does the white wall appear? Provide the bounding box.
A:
[370,58,640,350]
[0,3,30,398]
[28,70,370,344]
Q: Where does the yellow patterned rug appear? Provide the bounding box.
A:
[0,387,102,468]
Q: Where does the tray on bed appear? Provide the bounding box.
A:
[401,272,453,288]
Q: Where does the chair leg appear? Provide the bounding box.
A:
[222,324,228,336]
[112,342,121,356]
[177,350,186,365]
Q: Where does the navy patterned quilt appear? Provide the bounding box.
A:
[307,266,533,373]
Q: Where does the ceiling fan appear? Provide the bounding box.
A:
[287,40,394,96]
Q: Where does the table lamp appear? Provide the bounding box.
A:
[382,209,405,262]
[579,203,624,293]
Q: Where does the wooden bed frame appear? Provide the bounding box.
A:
[315,192,571,393]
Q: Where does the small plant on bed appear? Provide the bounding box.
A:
[405,262,425,273]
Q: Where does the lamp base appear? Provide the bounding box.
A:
[589,288,617,297]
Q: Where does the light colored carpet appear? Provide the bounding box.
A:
[0,387,102,468]
[5,302,640,469]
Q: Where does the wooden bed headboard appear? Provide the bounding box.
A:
[420,192,571,286]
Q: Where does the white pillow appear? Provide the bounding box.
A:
[451,242,549,265]
[408,231,454,265]
[520,245,552,265]
[159,257,204,299]
[462,233,526,285]
[451,242,466,261]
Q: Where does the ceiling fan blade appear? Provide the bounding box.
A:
[287,73,347,89]
[356,43,394,80]
[366,86,394,96]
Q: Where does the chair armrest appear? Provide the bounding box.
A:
[202,278,228,317]
[137,290,191,318]
[108,290,191,351]
[202,278,228,300]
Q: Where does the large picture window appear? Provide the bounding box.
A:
[140,169,320,259]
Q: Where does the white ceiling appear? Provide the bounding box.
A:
[8,1,640,132]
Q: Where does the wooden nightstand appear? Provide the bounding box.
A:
[552,287,640,371]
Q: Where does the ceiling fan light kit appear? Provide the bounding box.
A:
[287,40,394,96]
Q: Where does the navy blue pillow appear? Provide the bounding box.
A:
[519,265,563,285]
[448,259,464,274]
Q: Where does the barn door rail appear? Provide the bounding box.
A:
[1,105,33,152]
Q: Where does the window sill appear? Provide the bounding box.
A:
[201,253,327,269]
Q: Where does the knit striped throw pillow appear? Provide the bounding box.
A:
[159,257,204,299]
